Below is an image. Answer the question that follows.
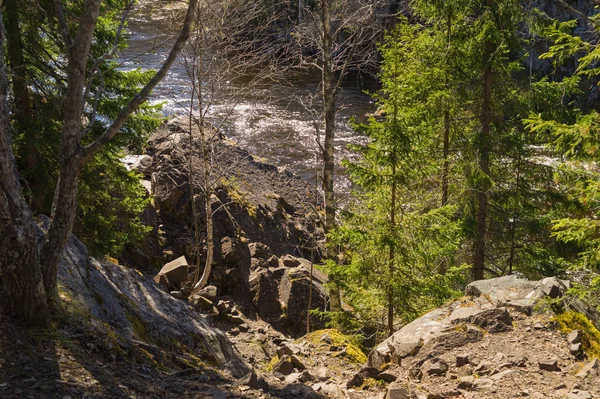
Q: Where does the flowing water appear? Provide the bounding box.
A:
[120,10,377,192]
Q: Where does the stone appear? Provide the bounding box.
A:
[316,367,331,381]
[153,256,189,290]
[532,323,544,330]
[457,376,474,390]
[346,374,363,389]
[426,360,449,376]
[472,378,495,392]
[266,255,280,267]
[566,390,592,399]
[320,334,333,344]
[130,155,153,175]
[538,358,560,372]
[385,383,411,399]
[170,290,183,299]
[216,300,231,314]
[248,242,272,260]
[277,346,293,357]
[451,307,513,333]
[314,382,345,399]
[474,360,493,375]
[280,254,301,268]
[239,370,259,389]
[229,315,245,325]
[284,372,303,384]
[221,237,240,266]
[189,295,213,311]
[279,267,328,332]
[575,358,599,378]
[272,356,294,375]
[195,285,217,302]
[56,235,249,379]
[290,355,306,370]
[570,343,583,357]
[567,330,582,344]
[456,354,469,367]
[249,270,281,319]
[490,369,520,381]
[376,372,398,383]
[535,276,569,299]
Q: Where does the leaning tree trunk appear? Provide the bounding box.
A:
[0,24,48,324]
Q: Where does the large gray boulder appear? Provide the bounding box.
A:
[58,235,249,377]
[368,275,569,370]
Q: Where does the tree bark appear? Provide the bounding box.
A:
[3,0,50,213]
[320,0,342,314]
[442,12,451,207]
[387,158,397,337]
[0,20,48,324]
[473,1,493,281]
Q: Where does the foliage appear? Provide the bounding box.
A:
[524,13,600,304]
[7,1,161,257]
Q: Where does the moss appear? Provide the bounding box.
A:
[220,176,258,218]
[359,378,386,390]
[554,311,600,359]
[265,354,280,372]
[303,329,367,364]
[126,312,150,342]
[137,347,161,369]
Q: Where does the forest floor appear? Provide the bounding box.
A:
[2,298,599,399]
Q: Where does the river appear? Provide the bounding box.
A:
[120,9,378,193]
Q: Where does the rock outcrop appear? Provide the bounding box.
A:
[363,275,600,399]
[57,234,249,377]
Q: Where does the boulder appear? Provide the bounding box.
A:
[221,237,240,267]
[385,383,411,399]
[249,270,281,319]
[239,370,259,389]
[424,359,448,376]
[57,235,249,378]
[369,276,574,372]
[153,256,190,290]
[248,242,272,260]
[279,266,328,333]
[272,356,294,375]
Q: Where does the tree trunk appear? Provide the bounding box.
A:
[40,161,83,304]
[0,26,48,323]
[473,2,493,281]
[442,12,451,207]
[320,0,342,314]
[3,0,49,213]
[387,159,397,337]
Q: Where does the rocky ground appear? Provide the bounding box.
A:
[2,254,600,399]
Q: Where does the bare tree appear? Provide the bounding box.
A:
[174,0,289,293]
[0,0,197,324]
[292,0,384,313]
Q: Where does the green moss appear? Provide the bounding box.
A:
[554,311,600,359]
[265,354,280,372]
[304,329,367,364]
[126,312,150,342]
